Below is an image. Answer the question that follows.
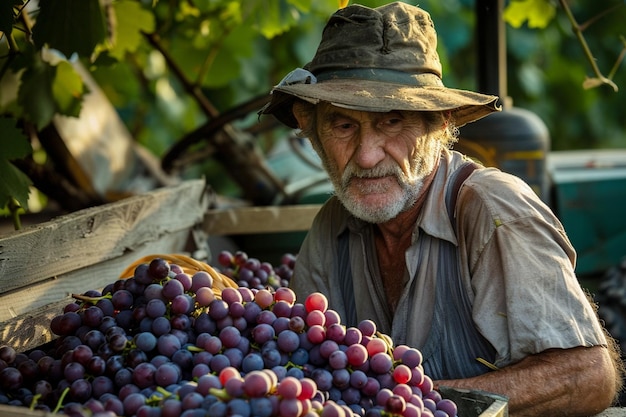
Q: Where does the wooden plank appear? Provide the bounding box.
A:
[0,405,54,417]
[202,204,322,235]
[0,229,189,339]
[0,179,208,294]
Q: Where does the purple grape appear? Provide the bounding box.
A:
[134,263,153,285]
[370,352,393,374]
[174,273,193,291]
[171,294,194,315]
[151,316,172,336]
[435,398,458,417]
[82,306,104,327]
[146,298,167,318]
[123,392,148,416]
[0,367,22,390]
[155,362,181,387]
[148,258,170,280]
[111,290,134,310]
[69,378,92,402]
[157,334,182,357]
[276,330,299,353]
[64,362,86,382]
[91,375,114,398]
[132,362,156,389]
[219,326,242,349]
[190,271,213,292]
[134,332,157,352]
[162,278,185,300]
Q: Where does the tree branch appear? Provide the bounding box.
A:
[559,0,619,92]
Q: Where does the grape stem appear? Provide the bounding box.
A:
[476,357,499,371]
[51,387,70,413]
[209,387,231,401]
[28,393,42,410]
[186,345,204,353]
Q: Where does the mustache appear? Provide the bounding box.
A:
[341,162,406,188]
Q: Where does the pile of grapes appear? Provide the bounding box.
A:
[0,251,459,417]
[213,251,296,291]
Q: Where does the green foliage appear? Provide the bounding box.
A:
[108,0,156,61]
[31,0,107,58]
[0,0,623,222]
[0,118,32,211]
[0,0,340,219]
[504,0,556,29]
[0,0,23,36]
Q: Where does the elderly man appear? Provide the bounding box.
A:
[261,2,623,416]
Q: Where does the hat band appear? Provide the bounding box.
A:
[315,68,444,87]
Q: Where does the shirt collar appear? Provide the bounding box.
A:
[413,149,459,245]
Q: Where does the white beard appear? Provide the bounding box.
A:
[326,141,442,224]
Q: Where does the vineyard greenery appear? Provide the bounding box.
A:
[0,0,624,225]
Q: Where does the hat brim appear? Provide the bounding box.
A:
[262,79,501,129]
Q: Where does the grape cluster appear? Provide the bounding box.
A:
[214,250,295,291]
[0,254,458,417]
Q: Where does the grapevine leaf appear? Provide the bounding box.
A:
[31,0,107,59]
[0,117,31,159]
[0,160,32,212]
[16,57,56,129]
[108,0,156,61]
[0,118,32,210]
[0,0,23,36]
[252,0,305,39]
[286,0,312,13]
[52,61,85,117]
[504,0,556,29]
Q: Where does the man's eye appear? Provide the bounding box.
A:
[332,122,356,138]
[380,118,404,133]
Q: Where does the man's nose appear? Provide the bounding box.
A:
[354,127,386,169]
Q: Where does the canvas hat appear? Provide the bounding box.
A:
[261,2,501,128]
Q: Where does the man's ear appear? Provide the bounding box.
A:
[292,100,312,130]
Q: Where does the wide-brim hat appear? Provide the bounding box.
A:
[261,2,501,128]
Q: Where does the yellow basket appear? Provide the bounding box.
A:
[118,253,238,298]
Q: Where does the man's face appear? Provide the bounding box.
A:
[301,103,442,223]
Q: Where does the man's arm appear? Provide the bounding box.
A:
[435,345,621,417]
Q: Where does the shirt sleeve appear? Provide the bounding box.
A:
[457,168,608,367]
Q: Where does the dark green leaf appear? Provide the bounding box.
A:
[0,117,31,159]
[0,159,32,211]
[0,117,32,210]
[31,0,107,58]
[17,57,56,129]
[0,0,23,36]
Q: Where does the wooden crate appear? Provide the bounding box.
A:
[0,179,210,352]
[0,179,323,352]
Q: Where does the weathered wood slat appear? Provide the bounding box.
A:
[202,204,322,235]
[0,404,54,417]
[0,179,208,294]
[0,229,190,349]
